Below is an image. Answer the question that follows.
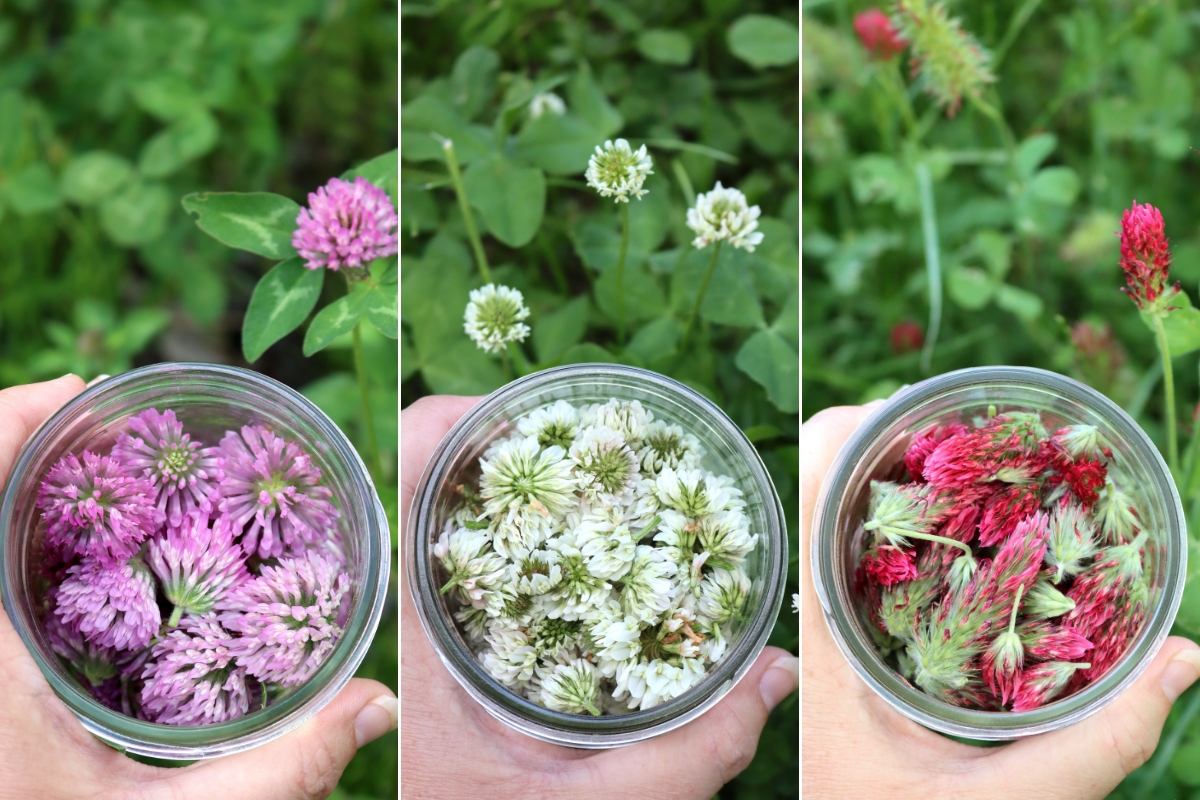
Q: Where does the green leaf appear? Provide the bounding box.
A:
[242,257,325,362]
[736,328,798,413]
[995,284,1045,321]
[947,267,996,310]
[573,221,648,273]
[561,342,619,365]
[727,15,799,69]
[181,192,300,259]
[462,155,546,247]
[303,288,372,356]
[61,152,133,206]
[1028,166,1080,206]
[1173,538,1200,638]
[400,94,495,165]
[3,162,62,215]
[673,247,764,328]
[568,62,623,138]
[1170,739,1200,786]
[132,75,205,121]
[636,29,693,65]
[595,263,666,324]
[533,296,590,362]
[138,111,219,178]
[450,46,500,120]
[99,180,170,246]
[1160,304,1200,357]
[514,113,601,176]
[343,150,399,206]
[1014,134,1057,181]
[626,316,682,363]
[420,338,507,394]
[366,281,399,339]
[971,229,1012,279]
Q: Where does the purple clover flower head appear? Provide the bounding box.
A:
[141,614,251,726]
[217,551,350,687]
[54,556,161,651]
[147,513,249,627]
[112,408,219,528]
[291,176,398,272]
[37,451,161,564]
[213,426,340,559]
[45,597,119,688]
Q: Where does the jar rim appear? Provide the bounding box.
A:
[810,365,1187,739]
[0,362,391,758]
[406,363,789,747]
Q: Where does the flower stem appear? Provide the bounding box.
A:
[680,240,723,351]
[442,139,493,284]
[915,161,942,374]
[1008,583,1025,634]
[1184,361,1200,498]
[1152,312,1179,475]
[862,522,973,557]
[168,605,183,628]
[615,202,629,346]
[353,321,385,482]
[499,346,514,382]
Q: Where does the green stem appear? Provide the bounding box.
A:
[991,0,1045,70]
[615,202,629,346]
[1153,313,1179,475]
[442,139,492,284]
[353,321,384,482]
[168,605,183,628]
[1184,360,1200,496]
[915,162,942,374]
[1008,583,1025,634]
[680,240,723,350]
[499,346,514,382]
[1136,686,1200,800]
[862,523,973,557]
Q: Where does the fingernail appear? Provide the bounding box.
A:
[354,695,397,747]
[1162,649,1200,702]
[85,374,111,388]
[760,656,799,710]
[57,374,79,382]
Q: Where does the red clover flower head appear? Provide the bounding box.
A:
[214,426,341,559]
[854,9,907,60]
[1119,201,1175,312]
[55,555,161,651]
[38,451,161,564]
[112,408,219,528]
[217,551,350,687]
[147,513,249,626]
[45,599,119,688]
[292,176,398,272]
[140,614,251,725]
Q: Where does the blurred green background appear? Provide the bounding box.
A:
[402,0,797,797]
[0,1,397,797]
[803,1,1200,797]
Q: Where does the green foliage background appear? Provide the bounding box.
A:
[0,1,397,797]
[401,0,798,796]
[803,2,1200,797]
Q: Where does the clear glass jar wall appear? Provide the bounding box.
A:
[406,364,788,748]
[0,363,390,758]
[811,366,1186,739]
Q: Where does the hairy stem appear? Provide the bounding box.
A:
[442,139,492,284]
[353,321,384,481]
[862,522,973,557]
[168,605,183,628]
[1152,313,1179,475]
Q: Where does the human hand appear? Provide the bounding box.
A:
[400,395,798,799]
[0,376,397,800]
[801,404,1200,799]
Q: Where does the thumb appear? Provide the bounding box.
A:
[150,679,397,800]
[584,647,797,799]
[986,636,1200,800]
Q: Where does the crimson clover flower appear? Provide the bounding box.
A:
[38,451,161,564]
[922,412,1048,489]
[1080,595,1145,683]
[213,425,341,559]
[291,176,398,272]
[1012,660,1090,712]
[854,9,907,60]
[112,408,220,528]
[54,555,161,651]
[1065,531,1147,637]
[981,584,1026,706]
[147,513,249,627]
[903,423,966,481]
[978,484,1041,547]
[217,551,350,687]
[1118,201,1176,312]
[1018,621,1093,662]
[140,614,251,725]
[860,545,918,587]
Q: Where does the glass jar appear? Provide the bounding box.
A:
[406,364,788,748]
[810,366,1186,739]
[0,363,390,759]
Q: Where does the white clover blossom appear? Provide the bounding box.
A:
[437,397,759,714]
[569,426,639,503]
[695,567,751,626]
[585,139,653,203]
[463,284,531,354]
[539,658,601,715]
[529,92,566,118]
[686,182,764,252]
